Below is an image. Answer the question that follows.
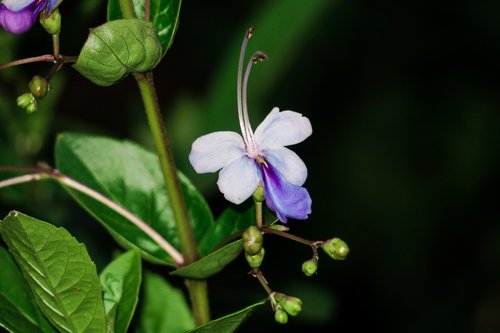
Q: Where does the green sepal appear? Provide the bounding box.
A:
[73,19,162,86]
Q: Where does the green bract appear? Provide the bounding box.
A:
[73,19,162,86]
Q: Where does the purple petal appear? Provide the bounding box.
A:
[0,4,38,34]
[257,160,312,223]
[0,0,57,35]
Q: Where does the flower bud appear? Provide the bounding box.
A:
[269,224,289,232]
[17,93,34,109]
[40,8,61,35]
[29,76,49,99]
[301,258,318,276]
[245,247,265,268]
[274,293,302,317]
[252,184,265,203]
[322,237,349,260]
[242,226,263,255]
[274,308,288,324]
[26,100,38,114]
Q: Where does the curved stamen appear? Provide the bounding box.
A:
[242,51,268,154]
[237,27,254,147]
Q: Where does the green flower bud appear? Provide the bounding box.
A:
[274,308,288,324]
[301,258,318,276]
[322,237,349,260]
[253,185,265,203]
[17,93,34,109]
[40,8,61,35]
[274,293,302,317]
[245,247,265,268]
[269,224,289,232]
[29,76,49,99]
[242,226,263,255]
[26,100,38,114]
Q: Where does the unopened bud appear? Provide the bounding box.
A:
[301,258,318,276]
[29,76,49,99]
[26,100,38,113]
[40,8,61,35]
[274,308,288,324]
[274,293,302,317]
[322,237,349,260]
[245,247,265,268]
[242,226,263,255]
[17,93,34,109]
[269,224,289,232]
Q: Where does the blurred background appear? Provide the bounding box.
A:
[1,0,500,332]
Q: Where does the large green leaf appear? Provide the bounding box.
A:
[100,250,141,333]
[0,211,106,333]
[73,19,162,86]
[170,240,243,279]
[0,247,57,333]
[54,133,213,265]
[107,0,182,55]
[187,300,267,333]
[135,272,194,333]
[198,205,255,256]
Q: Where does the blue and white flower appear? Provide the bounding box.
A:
[189,28,312,223]
[0,0,60,34]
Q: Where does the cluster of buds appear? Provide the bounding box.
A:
[271,292,303,324]
[299,237,349,277]
[17,76,49,113]
[243,226,264,268]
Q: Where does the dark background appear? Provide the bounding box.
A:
[1,0,500,332]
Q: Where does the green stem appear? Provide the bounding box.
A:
[134,72,210,324]
[119,0,137,19]
[52,35,60,58]
[255,201,263,229]
[253,268,272,295]
[262,226,313,246]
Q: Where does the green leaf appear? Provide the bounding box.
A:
[73,19,162,86]
[107,0,182,55]
[170,240,243,279]
[0,247,57,333]
[187,300,267,333]
[0,211,106,333]
[198,205,255,256]
[54,133,213,265]
[100,250,141,333]
[135,272,194,333]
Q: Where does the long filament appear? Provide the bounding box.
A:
[237,28,254,147]
[242,51,268,152]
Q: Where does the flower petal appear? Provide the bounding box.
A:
[254,107,312,149]
[0,4,37,34]
[258,162,311,223]
[217,156,260,204]
[189,131,245,173]
[264,147,307,186]
[2,0,35,12]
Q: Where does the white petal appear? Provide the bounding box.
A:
[189,131,244,173]
[254,107,312,148]
[264,147,308,186]
[217,156,260,204]
[2,0,33,11]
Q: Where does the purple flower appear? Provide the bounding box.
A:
[0,0,60,35]
[189,28,312,223]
